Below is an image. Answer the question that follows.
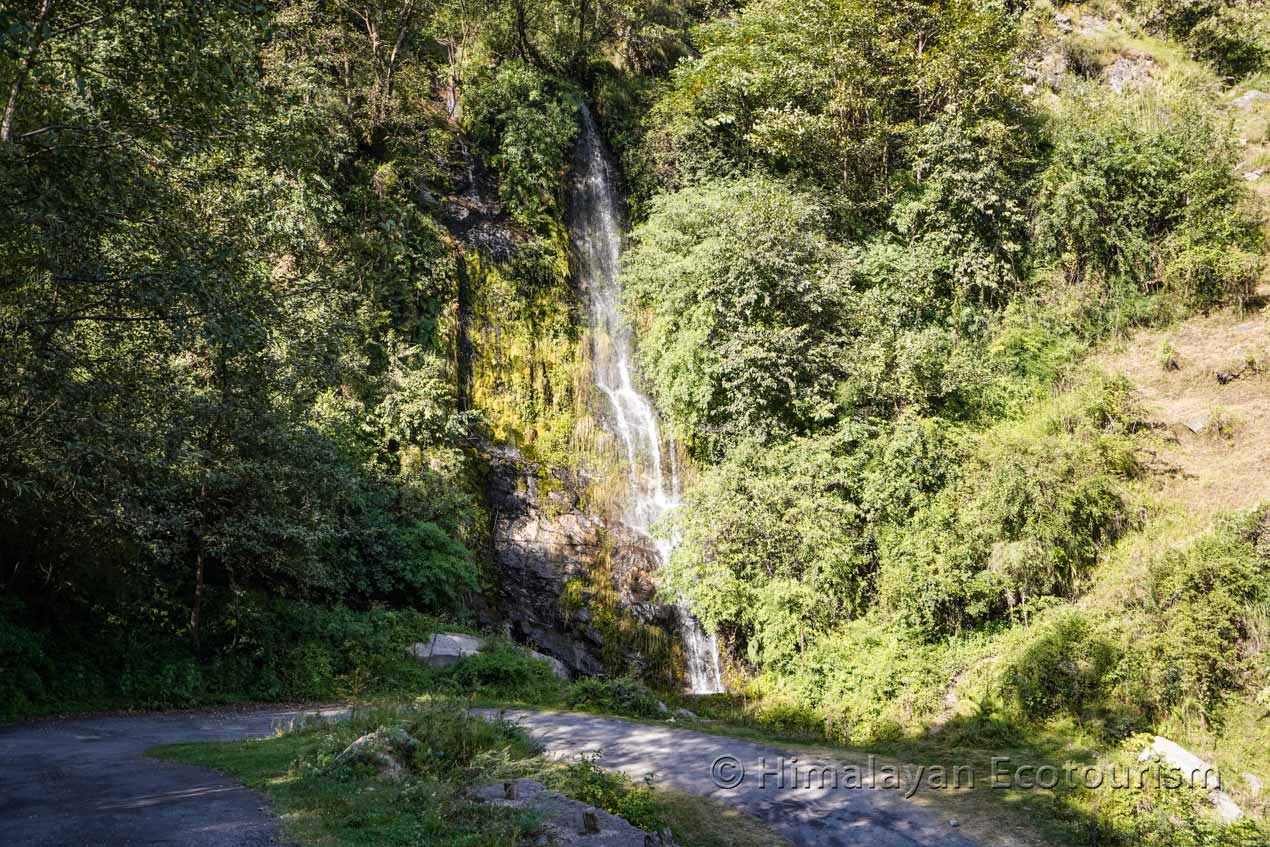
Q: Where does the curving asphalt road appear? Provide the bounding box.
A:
[483,709,976,847]
[0,706,974,847]
[0,707,342,847]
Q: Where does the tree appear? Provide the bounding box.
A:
[622,176,849,457]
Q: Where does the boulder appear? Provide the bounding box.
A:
[1105,52,1153,92]
[1138,736,1244,823]
[527,648,572,680]
[474,779,675,846]
[1233,89,1270,110]
[328,727,419,782]
[410,632,485,668]
[408,631,573,680]
[1184,414,1210,435]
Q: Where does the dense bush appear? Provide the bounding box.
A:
[566,675,664,718]
[622,176,850,457]
[463,61,579,226]
[1118,513,1270,722]
[1034,85,1259,308]
[641,0,1028,230]
[443,643,567,702]
[665,375,1142,663]
[878,377,1142,638]
[0,597,443,719]
[1139,0,1269,78]
[662,427,877,666]
[998,610,1121,720]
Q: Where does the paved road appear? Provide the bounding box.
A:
[0,707,341,847]
[0,706,974,847]
[482,709,976,847]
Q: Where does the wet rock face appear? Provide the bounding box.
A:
[484,446,676,678]
[421,131,527,263]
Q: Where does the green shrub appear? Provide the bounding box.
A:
[622,176,850,457]
[1118,519,1269,722]
[445,643,566,702]
[297,699,540,782]
[1141,0,1269,79]
[0,600,50,716]
[1034,84,1257,311]
[463,61,579,226]
[878,377,1142,638]
[662,425,876,666]
[548,753,663,832]
[0,597,444,719]
[567,676,664,718]
[999,610,1120,720]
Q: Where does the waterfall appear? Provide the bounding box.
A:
[569,105,723,696]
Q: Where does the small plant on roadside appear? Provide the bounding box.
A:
[549,752,663,832]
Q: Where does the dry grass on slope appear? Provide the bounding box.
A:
[1095,293,1270,519]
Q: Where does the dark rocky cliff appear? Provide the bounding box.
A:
[483,445,680,679]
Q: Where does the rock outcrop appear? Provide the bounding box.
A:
[474,779,675,847]
[1138,736,1245,823]
[410,632,485,668]
[484,445,679,679]
[328,727,419,782]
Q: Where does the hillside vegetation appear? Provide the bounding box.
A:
[3,1,1270,844]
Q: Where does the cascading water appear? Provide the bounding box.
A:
[569,105,723,695]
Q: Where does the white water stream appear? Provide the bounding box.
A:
[569,106,723,695]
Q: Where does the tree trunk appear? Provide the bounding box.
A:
[190,544,205,653]
[1,0,55,144]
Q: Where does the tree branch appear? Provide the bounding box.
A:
[2,0,56,145]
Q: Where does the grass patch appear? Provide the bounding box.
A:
[148,699,791,847]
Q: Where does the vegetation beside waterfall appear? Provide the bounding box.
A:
[3,0,1270,844]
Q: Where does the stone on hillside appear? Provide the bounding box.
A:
[475,779,662,846]
[1185,414,1210,434]
[1138,736,1244,823]
[1211,791,1245,824]
[1030,46,1068,92]
[1105,53,1153,92]
[409,632,485,668]
[527,648,572,680]
[1245,772,1263,798]
[672,707,698,721]
[328,727,419,782]
[1234,90,1270,110]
